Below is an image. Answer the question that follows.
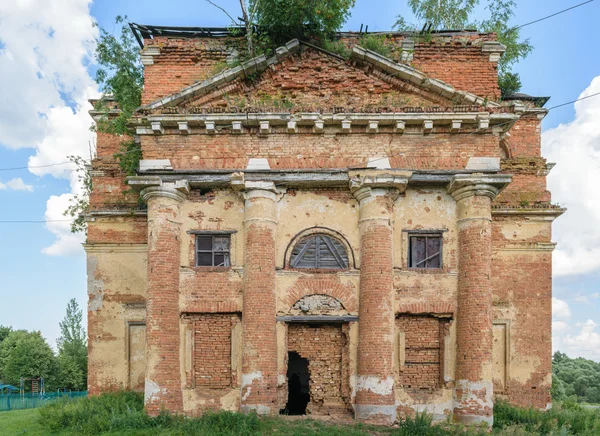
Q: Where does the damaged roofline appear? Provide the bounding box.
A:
[129,22,494,48]
[136,38,504,115]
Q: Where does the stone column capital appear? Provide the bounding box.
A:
[140,180,190,203]
[230,173,285,201]
[349,170,412,202]
[447,174,511,202]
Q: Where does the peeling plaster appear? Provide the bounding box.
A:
[145,380,166,403]
[454,379,493,410]
[352,375,394,396]
[241,371,262,402]
[87,255,105,312]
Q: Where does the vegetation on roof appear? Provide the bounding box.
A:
[394,0,532,98]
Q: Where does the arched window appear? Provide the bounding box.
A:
[290,234,348,269]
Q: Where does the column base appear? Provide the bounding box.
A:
[240,404,272,415]
[453,379,494,426]
[354,404,397,424]
[453,413,493,426]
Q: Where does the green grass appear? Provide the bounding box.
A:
[0,408,48,436]
[1,393,600,436]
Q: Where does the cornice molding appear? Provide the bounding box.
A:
[132,112,518,136]
[83,243,148,254]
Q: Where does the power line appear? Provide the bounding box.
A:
[0,161,76,172]
[0,219,73,223]
[547,91,600,110]
[511,0,595,31]
[4,3,594,176]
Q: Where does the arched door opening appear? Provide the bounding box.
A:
[284,351,310,415]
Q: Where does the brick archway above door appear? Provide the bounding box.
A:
[284,277,358,314]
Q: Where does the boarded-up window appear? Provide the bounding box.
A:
[290,234,348,269]
[396,315,448,389]
[128,323,146,392]
[193,314,238,388]
[493,322,509,393]
[409,235,442,268]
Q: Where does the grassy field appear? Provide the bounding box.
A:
[1,392,600,436]
[0,408,419,436]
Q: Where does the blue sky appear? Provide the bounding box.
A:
[1,0,599,359]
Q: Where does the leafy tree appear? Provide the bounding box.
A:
[0,330,57,390]
[65,16,144,233]
[58,354,85,391]
[95,15,144,136]
[64,155,92,234]
[251,0,355,46]
[0,329,29,380]
[57,299,88,391]
[94,16,144,177]
[406,0,478,30]
[0,325,12,344]
[553,351,600,404]
[395,0,532,99]
[551,374,566,401]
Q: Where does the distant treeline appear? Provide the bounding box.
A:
[0,299,87,392]
[553,351,600,404]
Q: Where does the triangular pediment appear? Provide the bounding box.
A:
[139,39,498,115]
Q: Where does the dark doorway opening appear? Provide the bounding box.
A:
[283,351,310,415]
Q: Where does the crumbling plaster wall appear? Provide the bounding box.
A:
[85,182,552,413]
[85,244,147,395]
[491,215,554,408]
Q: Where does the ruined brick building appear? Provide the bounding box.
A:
[85,24,564,425]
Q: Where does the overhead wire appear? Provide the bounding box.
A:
[2,1,597,223]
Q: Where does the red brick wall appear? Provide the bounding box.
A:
[185,48,449,111]
[397,315,447,389]
[343,33,501,100]
[87,217,148,245]
[287,323,351,415]
[142,33,501,105]
[504,117,542,158]
[89,131,139,211]
[142,37,231,104]
[412,41,500,100]
[193,314,238,388]
[140,132,500,171]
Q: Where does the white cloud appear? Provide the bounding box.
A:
[552,296,600,361]
[561,320,600,361]
[0,0,99,255]
[542,76,600,276]
[0,177,34,192]
[42,193,85,256]
[552,297,571,354]
[552,297,571,320]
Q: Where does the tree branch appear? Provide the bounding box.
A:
[205,0,239,25]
